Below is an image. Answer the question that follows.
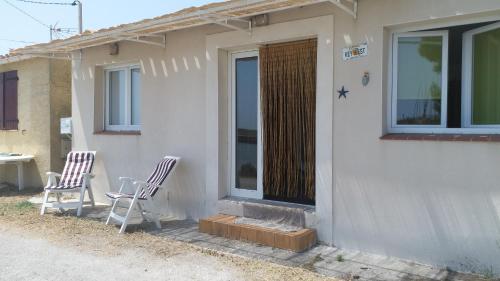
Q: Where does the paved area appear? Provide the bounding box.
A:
[80,205,466,281]
[153,221,448,280]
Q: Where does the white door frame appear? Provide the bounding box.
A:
[206,15,334,244]
[229,50,263,199]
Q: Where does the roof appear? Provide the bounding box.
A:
[12,0,357,56]
[0,54,35,65]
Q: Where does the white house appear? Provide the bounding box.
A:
[15,0,500,274]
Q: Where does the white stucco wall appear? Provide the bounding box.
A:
[327,0,500,273]
[72,27,210,219]
[71,0,500,274]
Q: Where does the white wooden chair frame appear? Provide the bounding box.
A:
[106,156,180,234]
[40,151,96,217]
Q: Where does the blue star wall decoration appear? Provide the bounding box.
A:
[338,86,349,99]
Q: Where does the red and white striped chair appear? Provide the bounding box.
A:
[105,156,180,234]
[40,151,96,217]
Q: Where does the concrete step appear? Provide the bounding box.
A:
[199,214,317,252]
[217,197,318,229]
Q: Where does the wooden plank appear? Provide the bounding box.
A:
[198,214,232,234]
[255,227,276,247]
[227,222,242,240]
[212,216,236,237]
[274,231,292,251]
[199,214,317,252]
[274,229,317,252]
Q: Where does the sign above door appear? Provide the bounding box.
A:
[342,43,368,61]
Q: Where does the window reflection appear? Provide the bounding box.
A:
[235,57,258,190]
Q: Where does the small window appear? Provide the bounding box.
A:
[104,65,141,131]
[463,22,500,128]
[390,21,500,134]
[391,31,448,129]
[0,70,19,130]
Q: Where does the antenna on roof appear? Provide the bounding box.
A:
[50,22,78,41]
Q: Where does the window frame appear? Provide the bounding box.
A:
[386,16,500,135]
[228,50,263,200]
[0,70,19,131]
[390,31,449,133]
[461,21,500,130]
[103,64,141,132]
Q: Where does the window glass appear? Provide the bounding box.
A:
[396,36,443,125]
[235,56,258,190]
[108,70,126,125]
[131,68,141,125]
[472,27,500,125]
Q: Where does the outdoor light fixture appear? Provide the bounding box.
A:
[109,43,119,56]
[251,14,269,27]
[362,71,369,86]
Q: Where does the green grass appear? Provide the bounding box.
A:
[0,200,35,216]
[302,254,324,272]
[481,266,496,280]
[336,254,344,262]
[15,201,34,210]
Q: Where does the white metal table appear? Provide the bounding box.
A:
[0,155,34,191]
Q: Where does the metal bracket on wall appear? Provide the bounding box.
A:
[327,0,358,19]
[111,32,167,48]
[200,13,252,35]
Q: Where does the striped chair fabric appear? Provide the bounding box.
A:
[49,151,95,190]
[106,157,177,200]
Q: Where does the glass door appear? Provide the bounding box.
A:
[230,51,262,199]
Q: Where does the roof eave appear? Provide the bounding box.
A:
[0,54,35,65]
[13,0,358,55]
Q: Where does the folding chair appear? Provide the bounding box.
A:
[105,156,180,234]
[41,151,96,217]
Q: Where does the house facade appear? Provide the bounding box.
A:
[16,0,500,273]
[0,56,71,188]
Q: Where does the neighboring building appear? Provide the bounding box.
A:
[14,0,500,273]
[0,55,71,188]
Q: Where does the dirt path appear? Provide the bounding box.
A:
[0,188,336,281]
[0,226,245,281]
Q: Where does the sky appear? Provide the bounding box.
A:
[0,0,214,55]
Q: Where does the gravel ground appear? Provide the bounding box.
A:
[0,227,246,281]
[0,187,336,281]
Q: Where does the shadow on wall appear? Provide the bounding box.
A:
[143,55,204,78]
[334,174,500,276]
[72,41,208,219]
[76,55,205,82]
[157,160,203,220]
[445,189,500,277]
[96,155,202,221]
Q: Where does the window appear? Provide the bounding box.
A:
[104,65,140,131]
[230,51,262,199]
[0,70,18,130]
[390,21,500,134]
[392,32,448,128]
[463,22,500,128]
